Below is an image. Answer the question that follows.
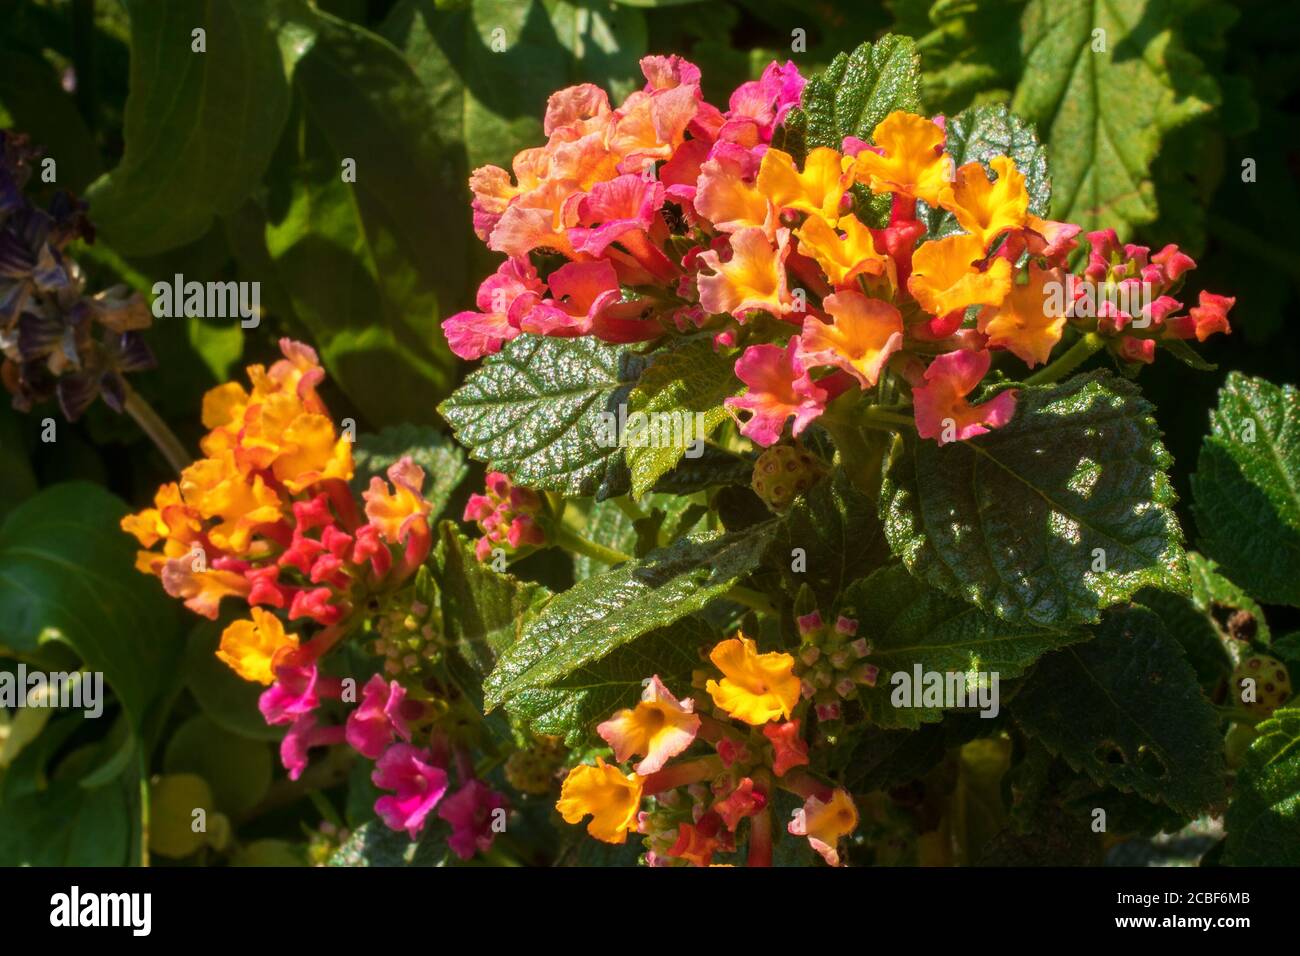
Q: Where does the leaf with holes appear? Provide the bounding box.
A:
[881,370,1186,628]
[1011,605,1226,816]
[841,565,1084,729]
[1191,373,1300,606]
[439,335,648,498]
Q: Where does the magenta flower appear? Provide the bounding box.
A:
[372,743,449,839]
[260,662,322,726]
[345,675,412,759]
[725,336,828,447]
[438,779,509,860]
[280,713,346,782]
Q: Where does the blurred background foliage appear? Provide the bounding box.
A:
[0,0,1296,865]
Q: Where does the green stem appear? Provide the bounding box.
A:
[123,383,191,474]
[613,496,646,523]
[724,584,778,617]
[1025,332,1104,386]
[857,406,915,429]
[552,525,631,566]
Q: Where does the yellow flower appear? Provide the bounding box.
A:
[851,111,952,207]
[757,147,850,222]
[789,788,858,867]
[597,676,701,775]
[363,458,432,544]
[977,263,1067,367]
[556,758,644,844]
[938,156,1029,250]
[794,214,891,288]
[706,635,800,725]
[697,226,791,319]
[216,608,298,684]
[908,233,1011,317]
[179,454,283,555]
[799,290,904,389]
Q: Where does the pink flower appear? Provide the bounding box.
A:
[912,349,1018,446]
[345,675,413,759]
[280,713,346,782]
[762,719,810,777]
[1152,243,1196,283]
[438,779,510,860]
[260,662,329,726]
[568,174,665,256]
[463,471,546,562]
[372,744,449,839]
[725,337,828,447]
[519,260,622,337]
[441,258,544,360]
[1169,290,1234,342]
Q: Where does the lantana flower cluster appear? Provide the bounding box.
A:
[557,632,862,867]
[122,340,511,858]
[446,55,1234,449]
[0,130,154,419]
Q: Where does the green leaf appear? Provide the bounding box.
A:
[435,521,550,679]
[1224,706,1300,865]
[882,370,1186,628]
[919,102,1050,238]
[787,34,924,154]
[328,818,451,866]
[842,565,1084,729]
[85,0,301,255]
[0,404,37,522]
[624,339,737,499]
[351,425,468,521]
[505,616,709,744]
[1185,551,1270,644]
[568,494,702,580]
[484,524,774,709]
[1010,0,1218,238]
[163,714,272,816]
[1135,587,1232,694]
[0,483,181,739]
[1011,605,1227,817]
[1191,373,1300,606]
[768,467,890,608]
[440,335,648,498]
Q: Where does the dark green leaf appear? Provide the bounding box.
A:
[484,524,774,708]
[1186,551,1269,644]
[882,370,1186,628]
[1191,373,1300,606]
[1224,706,1300,865]
[86,0,299,254]
[440,335,648,497]
[328,818,451,866]
[843,565,1084,729]
[1011,605,1227,816]
[794,35,924,153]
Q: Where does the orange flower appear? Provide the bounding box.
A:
[757,147,850,222]
[179,454,283,555]
[788,788,858,866]
[794,214,891,288]
[364,457,433,545]
[695,149,771,234]
[908,233,1011,317]
[597,675,701,775]
[706,635,800,725]
[557,759,644,844]
[697,226,791,319]
[977,263,1067,367]
[938,156,1028,249]
[216,608,298,685]
[799,290,904,388]
[851,111,952,207]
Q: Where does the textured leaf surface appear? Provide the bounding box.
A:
[778,35,923,157]
[1011,0,1217,238]
[919,102,1050,238]
[1186,551,1270,644]
[484,524,774,708]
[1191,373,1300,606]
[1011,606,1227,816]
[768,467,890,608]
[351,425,467,521]
[1224,707,1300,865]
[624,339,737,498]
[85,0,299,254]
[843,565,1083,729]
[882,371,1186,628]
[440,335,648,497]
[504,617,709,745]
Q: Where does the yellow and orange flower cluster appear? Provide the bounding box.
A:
[557,634,857,867]
[123,338,435,683]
